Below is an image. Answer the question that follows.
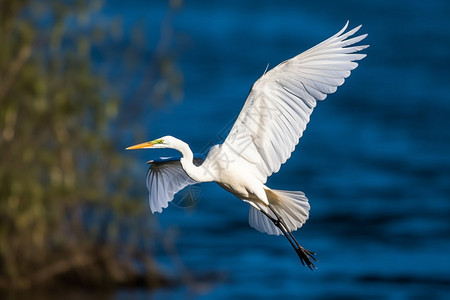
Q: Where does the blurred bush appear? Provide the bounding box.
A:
[0,0,182,291]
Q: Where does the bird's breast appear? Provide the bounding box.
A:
[215,165,262,201]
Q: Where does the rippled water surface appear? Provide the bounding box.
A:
[105,1,450,298]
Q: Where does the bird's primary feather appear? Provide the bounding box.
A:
[220,21,369,183]
[146,157,204,213]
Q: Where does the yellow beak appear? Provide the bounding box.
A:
[126,140,156,150]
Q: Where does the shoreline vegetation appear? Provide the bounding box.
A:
[0,0,184,292]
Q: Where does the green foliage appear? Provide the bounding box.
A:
[0,0,179,290]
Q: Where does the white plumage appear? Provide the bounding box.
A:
[222,21,368,182]
[127,22,369,269]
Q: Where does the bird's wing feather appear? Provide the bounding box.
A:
[221,22,368,182]
[146,157,203,213]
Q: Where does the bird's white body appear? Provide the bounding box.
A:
[173,142,268,204]
[127,22,369,269]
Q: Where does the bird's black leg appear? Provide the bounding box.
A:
[267,206,316,261]
[258,208,299,253]
[259,205,316,270]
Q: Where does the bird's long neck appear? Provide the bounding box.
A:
[176,140,212,182]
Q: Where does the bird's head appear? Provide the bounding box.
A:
[126,135,178,150]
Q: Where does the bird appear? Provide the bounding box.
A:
[127,21,368,270]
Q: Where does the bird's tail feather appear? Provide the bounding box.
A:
[249,189,310,235]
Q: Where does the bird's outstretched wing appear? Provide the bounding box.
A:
[146,156,203,213]
[222,22,368,182]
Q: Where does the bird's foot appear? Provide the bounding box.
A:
[296,246,317,270]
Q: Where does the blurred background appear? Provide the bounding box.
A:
[1,0,449,299]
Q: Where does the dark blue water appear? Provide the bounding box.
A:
[102,1,450,298]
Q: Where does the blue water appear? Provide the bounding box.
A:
[101,1,450,298]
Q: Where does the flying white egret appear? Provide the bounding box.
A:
[127,22,368,270]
